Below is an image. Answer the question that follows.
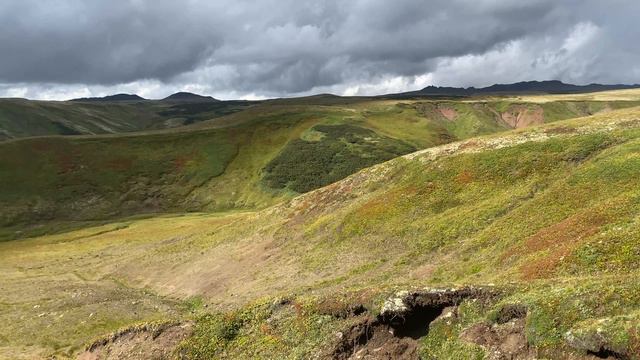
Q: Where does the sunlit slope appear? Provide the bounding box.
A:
[3,106,640,358]
[96,106,640,296]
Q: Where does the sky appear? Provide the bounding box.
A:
[1,0,640,100]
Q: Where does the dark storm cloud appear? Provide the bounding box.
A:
[1,0,639,99]
[179,0,572,93]
[0,1,221,83]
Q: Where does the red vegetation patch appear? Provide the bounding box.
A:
[353,186,420,220]
[355,194,394,219]
[30,139,54,152]
[509,211,609,280]
[519,248,574,281]
[106,157,134,171]
[288,180,355,220]
[55,150,77,174]
[173,155,192,171]
[456,170,474,184]
[28,139,79,174]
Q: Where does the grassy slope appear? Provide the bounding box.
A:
[0,99,254,140]
[2,89,640,141]
[2,105,640,358]
[3,96,640,234]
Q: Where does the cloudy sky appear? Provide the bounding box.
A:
[1,0,639,100]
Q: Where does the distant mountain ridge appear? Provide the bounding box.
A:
[389,80,640,98]
[65,81,640,103]
[71,93,146,102]
[70,92,218,102]
[163,92,218,102]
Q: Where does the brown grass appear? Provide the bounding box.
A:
[513,211,609,280]
[456,170,474,184]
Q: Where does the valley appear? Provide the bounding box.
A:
[2,89,640,358]
[3,91,640,237]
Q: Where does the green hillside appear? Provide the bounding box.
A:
[0,98,254,140]
[3,96,640,235]
[2,101,640,358]
[2,94,639,141]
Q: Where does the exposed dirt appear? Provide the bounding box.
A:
[461,318,534,360]
[459,303,537,359]
[495,304,528,324]
[460,302,532,360]
[438,106,458,121]
[328,287,497,359]
[331,317,419,360]
[77,322,193,360]
[496,105,545,129]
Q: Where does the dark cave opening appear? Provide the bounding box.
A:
[388,304,447,339]
[587,347,626,360]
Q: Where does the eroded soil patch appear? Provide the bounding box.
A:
[460,303,533,360]
[77,321,193,360]
[329,287,496,359]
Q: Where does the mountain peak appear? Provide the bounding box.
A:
[163,92,218,102]
[392,80,640,98]
[70,93,146,102]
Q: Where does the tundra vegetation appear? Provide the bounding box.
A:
[2,89,640,359]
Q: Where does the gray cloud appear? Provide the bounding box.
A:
[0,1,221,84]
[0,0,639,99]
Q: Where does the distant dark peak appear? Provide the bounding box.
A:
[70,93,146,102]
[483,80,640,94]
[163,92,218,102]
[388,80,640,98]
[481,80,579,93]
[310,93,340,98]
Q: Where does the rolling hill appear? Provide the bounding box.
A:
[0,96,254,140]
[3,81,640,141]
[70,93,147,102]
[163,92,218,102]
[3,92,640,236]
[2,99,640,359]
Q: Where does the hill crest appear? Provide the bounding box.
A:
[391,80,640,97]
[162,92,218,102]
[70,93,146,102]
